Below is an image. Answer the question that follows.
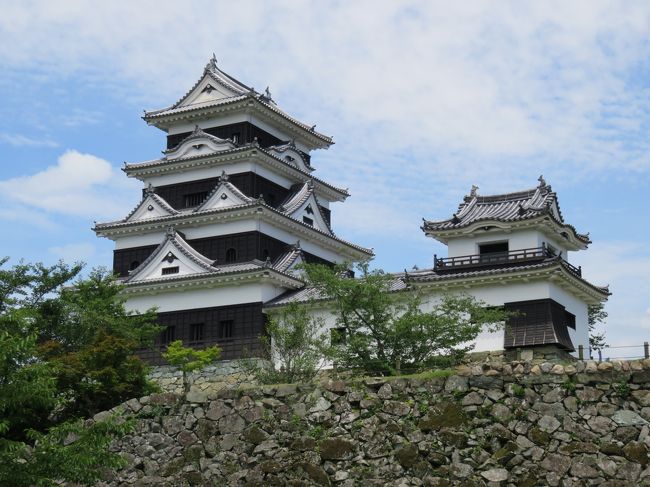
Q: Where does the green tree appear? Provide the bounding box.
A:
[303,261,508,375]
[588,303,608,357]
[0,258,158,485]
[162,340,221,393]
[246,302,331,384]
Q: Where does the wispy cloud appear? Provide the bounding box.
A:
[0,132,58,148]
[0,149,140,221]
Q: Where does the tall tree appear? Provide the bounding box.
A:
[0,258,158,485]
[303,261,508,375]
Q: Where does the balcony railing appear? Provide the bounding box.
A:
[434,245,582,277]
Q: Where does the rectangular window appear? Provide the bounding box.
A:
[161,326,175,345]
[183,191,208,208]
[479,242,509,255]
[303,216,314,226]
[190,323,204,343]
[161,266,179,275]
[218,320,233,340]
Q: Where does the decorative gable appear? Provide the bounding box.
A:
[124,187,178,223]
[126,227,216,283]
[273,243,307,277]
[195,172,254,212]
[164,125,237,160]
[279,181,332,235]
[266,142,312,173]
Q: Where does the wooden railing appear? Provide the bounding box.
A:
[433,245,582,277]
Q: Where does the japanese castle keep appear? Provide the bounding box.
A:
[95,58,609,361]
[93,57,372,362]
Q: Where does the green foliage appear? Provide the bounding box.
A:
[244,302,331,384]
[561,379,576,393]
[588,303,608,355]
[511,384,525,398]
[0,258,158,485]
[163,340,221,393]
[614,380,631,399]
[302,260,509,375]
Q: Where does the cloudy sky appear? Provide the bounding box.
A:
[0,1,649,354]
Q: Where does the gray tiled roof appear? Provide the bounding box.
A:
[143,57,332,145]
[122,144,349,199]
[422,179,590,244]
[263,257,609,308]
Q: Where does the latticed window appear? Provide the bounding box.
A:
[162,266,179,275]
[183,191,208,207]
[190,323,204,343]
[218,320,233,340]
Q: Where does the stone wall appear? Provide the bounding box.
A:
[98,358,650,486]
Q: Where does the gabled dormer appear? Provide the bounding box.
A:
[279,180,333,235]
[124,185,179,222]
[272,242,307,277]
[125,227,216,283]
[163,125,237,160]
[194,171,254,211]
[266,141,313,173]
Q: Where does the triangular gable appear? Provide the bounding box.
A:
[281,183,332,235]
[174,56,250,110]
[266,143,312,173]
[126,228,216,283]
[124,190,178,223]
[273,244,307,277]
[165,126,237,160]
[195,172,253,212]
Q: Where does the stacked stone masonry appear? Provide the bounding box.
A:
[97,358,650,486]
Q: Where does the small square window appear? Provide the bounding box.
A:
[303,216,313,226]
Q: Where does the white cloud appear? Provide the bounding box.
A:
[0,149,140,220]
[0,132,58,148]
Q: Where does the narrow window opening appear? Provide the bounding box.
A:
[231,132,240,144]
[129,260,140,271]
[162,266,179,275]
[303,216,314,226]
[225,248,237,263]
[218,320,233,340]
[262,249,270,260]
[190,323,204,343]
[161,326,175,345]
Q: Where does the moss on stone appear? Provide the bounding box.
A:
[395,443,420,468]
[418,402,467,431]
[319,437,355,460]
[529,427,551,446]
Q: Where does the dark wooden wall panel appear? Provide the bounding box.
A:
[113,231,334,276]
[166,122,282,150]
[150,172,291,211]
[138,302,266,365]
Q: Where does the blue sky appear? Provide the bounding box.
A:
[1,1,649,352]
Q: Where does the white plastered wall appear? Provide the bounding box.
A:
[288,279,590,358]
[124,281,286,314]
[446,229,572,262]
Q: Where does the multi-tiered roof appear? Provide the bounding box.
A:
[422,177,590,250]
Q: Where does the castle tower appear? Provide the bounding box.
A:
[94,57,372,362]
[417,177,609,355]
